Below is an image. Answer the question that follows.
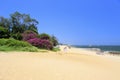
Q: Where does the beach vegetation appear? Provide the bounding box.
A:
[38,33,51,40]
[22,30,38,41]
[27,38,53,50]
[10,11,38,34]
[0,26,10,38]
[0,11,59,51]
[10,32,23,40]
[0,39,38,52]
[51,35,58,46]
[38,34,58,46]
[52,47,60,52]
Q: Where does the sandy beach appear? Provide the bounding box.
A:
[0,47,120,80]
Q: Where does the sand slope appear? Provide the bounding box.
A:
[0,51,120,80]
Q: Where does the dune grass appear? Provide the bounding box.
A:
[0,39,39,52]
[52,47,60,52]
[0,46,39,52]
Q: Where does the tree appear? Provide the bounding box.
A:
[10,11,39,34]
[38,33,51,40]
[51,35,58,46]
[0,17,11,33]
[10,32,22,40]
[0,12,39,39]
[38,33,59,46]
[0,26,10,38]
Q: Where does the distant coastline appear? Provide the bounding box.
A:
[73,45,120,55]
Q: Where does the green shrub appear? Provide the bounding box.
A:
[0,38,32,47]
[52,47,60,52]
[0,39,38,52]
[10,33,23,40]
[0,26,10,38]
[38,33,51,40]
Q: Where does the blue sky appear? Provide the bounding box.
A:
[0,0,120,45]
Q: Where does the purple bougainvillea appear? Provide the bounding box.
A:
[22,31,37,41]
[27,38,53,50]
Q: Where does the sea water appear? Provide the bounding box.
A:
[74,45,120,52]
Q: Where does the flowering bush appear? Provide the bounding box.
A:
[38,33,51,40]
[22,30,37,41]
[27,38,53,50]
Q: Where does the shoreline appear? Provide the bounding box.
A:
[59,45,120,58]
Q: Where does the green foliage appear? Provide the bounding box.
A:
[0,26,10,38]
[28,24,38,34]
[0,12,59,51]
[38,33,59,46]
[10,33,23,40]
[38,33,51,40]
[10,11,38,34]
[51,35,59,46]
[0,39,38,52]
[0,38,32,47]
[0,11,39,39]
[0,17,10,30]
[0,46,38,52]
[52,47,60,52]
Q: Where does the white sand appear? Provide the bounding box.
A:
[0,47,120,80]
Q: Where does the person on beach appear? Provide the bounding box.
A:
[63,47,67,53]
